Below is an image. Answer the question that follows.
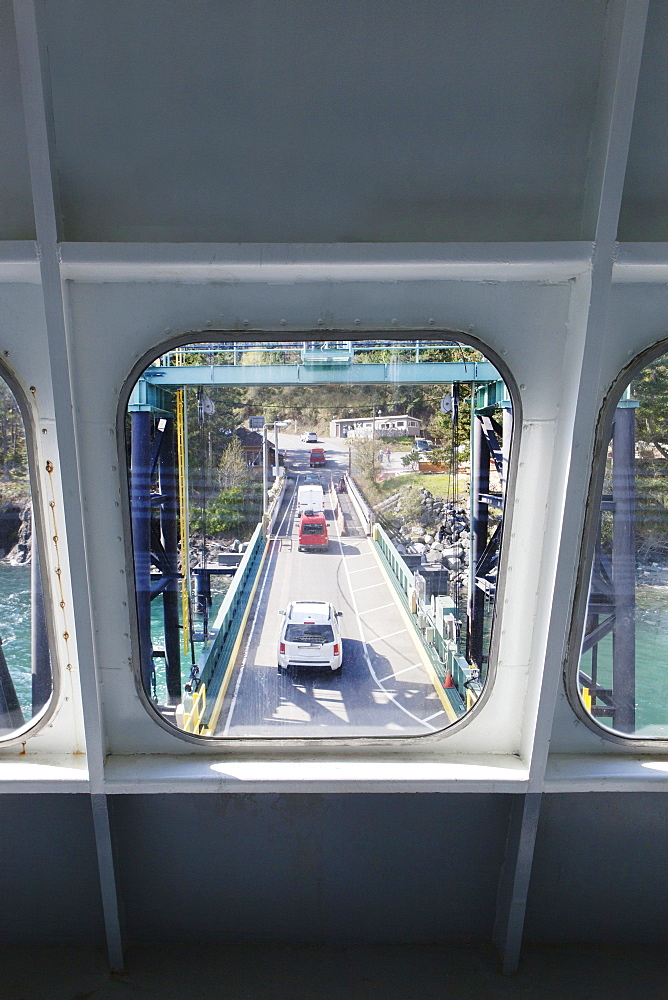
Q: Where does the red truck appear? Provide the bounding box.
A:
[309,447,326,467]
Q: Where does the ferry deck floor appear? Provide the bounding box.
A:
[3,942,666,999]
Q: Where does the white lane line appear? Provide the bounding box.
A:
[333,524,436,732]
[377,662,422,683]
[352,581,386,593]
[422,708,447,722]
[381,663,422,681]
[367,628,407,643]
[222,486,296,736]
[359,603,395,614]
[347,565,376,575]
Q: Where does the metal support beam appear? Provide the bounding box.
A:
[581,613,615,654]
[142,360,500,388]
[130,411,154,696]
[262,425,269,516]
[501,404,513,492]
[469,415,490,666]
[612,406,636,732]
[479,415,504,476]
[158,417,182,705]
[527,0,649,771]
[494,793,542,975]
[515,1,649,974]
[90,795,125,972]
[14,1,127,970]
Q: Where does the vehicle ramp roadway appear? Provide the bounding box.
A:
[214,473,454,738]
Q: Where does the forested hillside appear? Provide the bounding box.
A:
[0,381,28,502]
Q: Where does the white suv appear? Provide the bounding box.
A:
[300,431,318,442]
[277,601,343,674]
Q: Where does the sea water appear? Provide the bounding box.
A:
[0,564,32,718]
[0,564,231,718]
[149,575,231,704]
[579,585,668,737]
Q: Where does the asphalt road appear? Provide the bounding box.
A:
[214,436,451,738]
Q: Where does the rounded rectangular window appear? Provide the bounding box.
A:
[125,337,513,738]
[0,377,52,738]
[576,351,668,738]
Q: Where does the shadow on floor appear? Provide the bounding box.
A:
[1,943,667,1000]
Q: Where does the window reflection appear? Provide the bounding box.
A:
[579,357,668,737]
[0,379,52,736]
[128,339,512,738]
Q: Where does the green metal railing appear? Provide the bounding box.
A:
[196,524,266,729]
[374,523,414,597]
[372,523,479,712]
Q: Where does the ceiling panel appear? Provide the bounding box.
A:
[619,0,668,241]
[0,0,36,240]
[43,0,608,243]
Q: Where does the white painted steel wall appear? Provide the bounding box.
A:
[0,255,665,767]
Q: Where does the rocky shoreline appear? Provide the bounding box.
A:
[185,534,250,568]
[376,485,472,594]
[0,498,31,565]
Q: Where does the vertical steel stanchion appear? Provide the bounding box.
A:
[159,417,182,704]
[501,402,513,495]
[262,425,269,517]
[469,413,490,667]
[612,404,637,733]
[131,410,154,696]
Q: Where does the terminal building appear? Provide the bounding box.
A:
[1,2,667,997]
[329,414,423,439]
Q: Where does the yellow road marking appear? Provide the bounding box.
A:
[203,539,271,735]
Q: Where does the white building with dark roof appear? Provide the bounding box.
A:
[329,414,422,439]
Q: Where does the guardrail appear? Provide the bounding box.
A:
[329,481,346,535]
[264,472,287,536]
[372,522,479,713]
[183,684,206,733]
[192,523,266,732]
[346,475,374,535]
[373,522,415,600]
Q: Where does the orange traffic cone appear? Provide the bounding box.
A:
[444,671,454,688]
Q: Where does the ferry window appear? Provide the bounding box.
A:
[0,377,52,738]
[577,351,668,738]
[125,338,513,738]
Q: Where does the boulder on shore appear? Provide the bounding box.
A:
[2,499,31,564]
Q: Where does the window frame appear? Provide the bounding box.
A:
[564,337,668,747]
[119,329,521,748]
[0,360,60,747]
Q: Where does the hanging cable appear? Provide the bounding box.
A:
[197,387,208,641]
[449,383,465,645]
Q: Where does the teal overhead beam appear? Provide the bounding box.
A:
[128,378,175,414]
[142,360,500,388]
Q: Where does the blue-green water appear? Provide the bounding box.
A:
[579,585,668,737]
[149,575,231,704]
[0,565,231,717]
[0,564,33,719]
